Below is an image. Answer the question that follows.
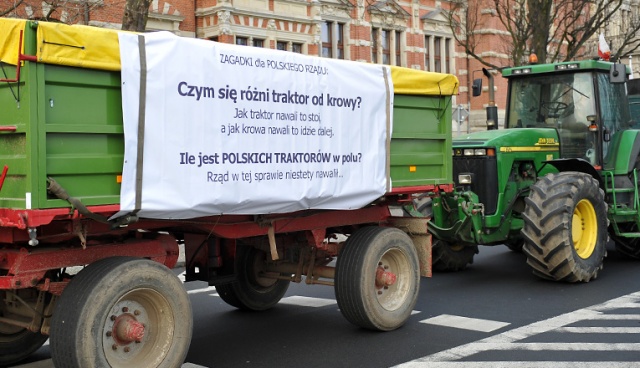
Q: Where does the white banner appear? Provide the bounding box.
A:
[115,32,392,219]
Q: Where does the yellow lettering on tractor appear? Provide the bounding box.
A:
[536,137,557,145]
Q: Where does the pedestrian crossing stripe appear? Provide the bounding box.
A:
[420,314,510,332]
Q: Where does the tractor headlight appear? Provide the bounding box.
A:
[458,174,473,184]
[462,148,487,156]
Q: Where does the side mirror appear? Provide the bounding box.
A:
[472,78,482,97]
[610,63,627,84]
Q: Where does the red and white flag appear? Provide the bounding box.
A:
[598,33,611,61]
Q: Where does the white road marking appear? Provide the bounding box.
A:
[187,286,218,295]
[279,296,336,307]
[420,314,510,332]
[398,363,640,368]
[557,327,640,333]
[394,291,640,367]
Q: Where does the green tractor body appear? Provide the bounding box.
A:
[429,60,640,280]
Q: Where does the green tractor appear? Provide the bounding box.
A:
[426,60,640,282]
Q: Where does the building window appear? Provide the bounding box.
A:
[322,21,345,59]
[253,38,264,48]
[372,28,379,63]
[424,36,430,71]
[434,37,442,72]
[322,22,332,57]
[444,38,451,74]
[337,23,344,59]
[277,41,287,51]
[425,35,453,73]
[209,36,218,42]
[381,30,390,65]
[395,31,402,66]
[292,43,303,53]
[372,28,392,65]
[236,36,248,46]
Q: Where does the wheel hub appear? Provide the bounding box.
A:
[375,266,397,288]
[374,248,412,311]
[114,314,145,344]
[572,199,597,259]
[103,299,149,360]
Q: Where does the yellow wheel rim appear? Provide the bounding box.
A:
[572,199,598,259]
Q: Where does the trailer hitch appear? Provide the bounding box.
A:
[46,177,138,228]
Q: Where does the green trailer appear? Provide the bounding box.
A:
[0,19,456,367]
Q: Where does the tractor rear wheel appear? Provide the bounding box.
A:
[521,172,608,282]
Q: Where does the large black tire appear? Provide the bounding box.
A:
[50,257,192,368]
[521,172,608,282]
[412,196,477,271]
[611,224,640,258]
[432,239,478,271]
[216,244,290,311]
[335,227,420,331]
[505,238,524,253]
[0,319,48,366]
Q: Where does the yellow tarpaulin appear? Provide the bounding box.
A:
[390,65,459,96]
[0,18,26,65]
[37,22,122,71]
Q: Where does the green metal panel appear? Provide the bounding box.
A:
[0,61,38,209]
[603,130,640,174]
[390,94,452,187]
[0,23,124,210]
[41,64,124,208]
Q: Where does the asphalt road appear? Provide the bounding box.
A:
[183,241,640,367]
[15,241,640,367]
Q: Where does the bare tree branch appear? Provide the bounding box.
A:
[447,0,639,66]
[0,0,25,17]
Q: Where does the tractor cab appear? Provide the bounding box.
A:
[502,60,633,169]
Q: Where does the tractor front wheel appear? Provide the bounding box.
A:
[432,239,478,271]
[521,172,608,282]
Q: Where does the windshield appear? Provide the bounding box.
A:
[506,72,596,129]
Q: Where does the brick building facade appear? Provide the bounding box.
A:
[1,0,519,132]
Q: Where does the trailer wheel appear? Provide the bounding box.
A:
[432,239,478,271]
[50,257,192,368]
[0,322,48,366]
[216,244,290,311]
[335,227,419,331]
[522,172,608,282]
